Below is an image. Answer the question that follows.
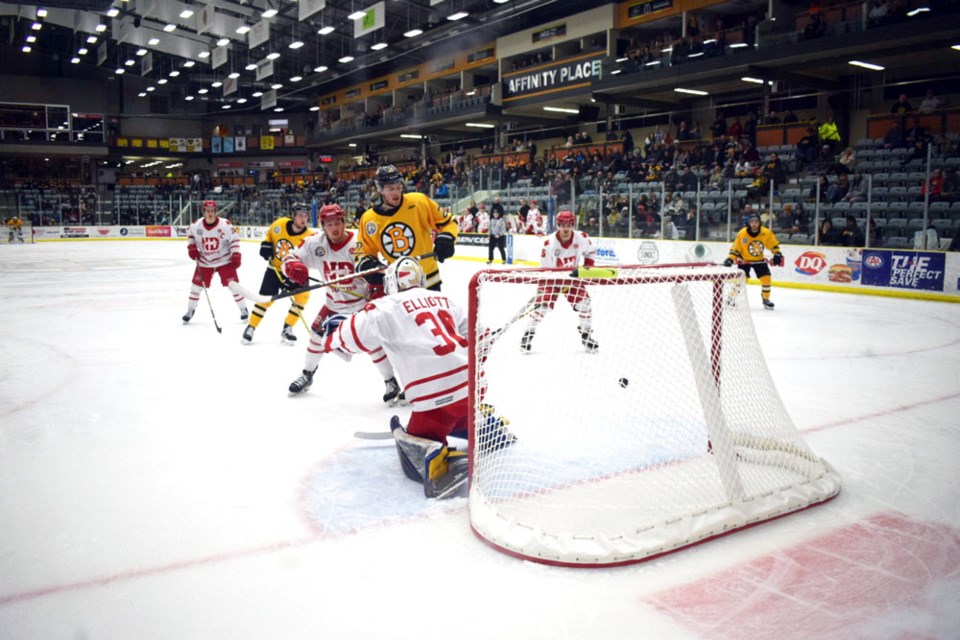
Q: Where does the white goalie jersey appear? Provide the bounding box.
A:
[287,229,371,314]
[187,217,239,268]
[323,287,468,412]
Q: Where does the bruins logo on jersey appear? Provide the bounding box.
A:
[275,238,297,260]
[744,239,766,259]
[380,221,417,258]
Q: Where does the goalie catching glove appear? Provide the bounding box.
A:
[283,260,309,286]
[434,233,455,263]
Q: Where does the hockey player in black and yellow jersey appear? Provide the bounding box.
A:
[242,203,315,344]
[6,216,24,243]
[724,211,784,310]
[355,165,458,291]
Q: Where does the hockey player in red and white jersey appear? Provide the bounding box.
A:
[520,209,599,354]
[321,256,512,498]
[182,200,248,324]
[281,203,401,402]
[525,201,546,235]
[474,205,490,233]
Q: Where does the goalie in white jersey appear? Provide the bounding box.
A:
[182,200,249,324]
[322,257,513,498]
[521,209,599,354]
[280,203,401,402]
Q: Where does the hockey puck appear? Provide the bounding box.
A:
[619,377,629,388]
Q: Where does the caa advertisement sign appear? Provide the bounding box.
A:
[861,250,945,291]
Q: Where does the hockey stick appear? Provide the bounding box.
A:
[353,431,395,440]
[480,296,538,346]
[196,260,222,333]
[228,265,387,304]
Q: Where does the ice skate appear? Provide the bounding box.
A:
[288,368,315,394]
[182,308,195,324]
[281,324,297,344]
[581,330,599,353]
[520,330,534,354]
[762,299,775,310]
[383,377,402,404]
[241,324,255,344]
[239,306,249,321]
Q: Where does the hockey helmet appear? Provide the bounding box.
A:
[556,210,576,227]
[375,164,403,191]
[319,203,345,222]
[384,256,425,296]
[746,211,761,224]
[202,199,217,212]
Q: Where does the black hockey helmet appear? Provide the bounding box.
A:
[375,165,403,191]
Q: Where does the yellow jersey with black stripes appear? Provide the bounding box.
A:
[727,226,781,265]
[356,191,458,289]
[264,217,314,271]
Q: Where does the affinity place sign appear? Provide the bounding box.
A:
[503,55,604,100]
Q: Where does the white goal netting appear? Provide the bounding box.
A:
[468,264,841,567]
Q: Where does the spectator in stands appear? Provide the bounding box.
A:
[782,203,808,236]
[818,218,842,245]
[728,116,743,140]
[826,173,851,203]
[818,116,841,154]
[890,93,914,118]
[836,147,856,174]
[660,215,680,239]
[940,167,959,202]
[710,113,727,139]
[918,89,941,114]
[765,111,782,125]
[796,126,819,168]
[902,138,929,166]
[868,218,883,247]
[809,173,830,202]
[921,168,943,200]
[761,152,787,187]
[948,231,960,252]
[841,215,865,247]
[882,120,907,149]
[783,110,800,124]
[904,117,927,147]
[743,112,758,146]
[843,172,867,203]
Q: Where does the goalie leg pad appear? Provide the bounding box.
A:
[392,417,444,484]
[477,403,517,453]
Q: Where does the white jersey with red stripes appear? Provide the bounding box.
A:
[324,287,467,412]
[287,229,369,314]
[187,217,239,268]
[538,229,597,270]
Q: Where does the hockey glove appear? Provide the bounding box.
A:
[434,233,455,263]
[259,241,273,261]
[357,256,386,285]
[772,253,784,267]
[723,258,734,267]
[367,284,385,300]
[230,252,242,268]
[320,313,348,336]
[187,244,200,261]
[283,260,309,286]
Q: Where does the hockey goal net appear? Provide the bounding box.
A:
[467,263,841,567]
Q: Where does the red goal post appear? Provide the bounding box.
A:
[466,263,841,567]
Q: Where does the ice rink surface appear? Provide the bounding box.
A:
[1,240,958,640]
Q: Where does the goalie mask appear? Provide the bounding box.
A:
[384,257,425,295]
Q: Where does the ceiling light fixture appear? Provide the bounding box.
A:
[31,22,43,30]
[169,70,180,77]
[273,107,284,112]
[148,37,160,45]
[217,38,230,47]
[237,98,247,104]
[674,87,708,95]
[906,7,930,16]
[267,52,281,60]
[314,64,328,73]
[185,95,195,101]
[271,82,283,89]
[741,76,764,84]
[262,8,278,18]
[236,25,251,34]
[245,62,257,70]
[198,51,210,58]
[183,60,195,67]
[114,67,125,74]
[289,40,304,49]
[87,35,98,43]
[348,10,366,20]
[401,134,423,139]
[158,78,168,84]
[180,9,194,19]
[22,45,32,53]
[36,8,48,17]
[124,59,135,66]
[543,106,579,114]
[252,91,263,97]
[290,75,303,82]
[448,11,469,20]
[78,47,88,55]
[404,28,423,38]
[228,71,240,78]
[198,88,208,94]
[211,81,222,87]
[71,57,80,64]
[136,48,147,56]
[310,105,320,111]
[371,42,388,50]
[163,24,177,32]
[339,55,354,63]
[848,60,885,71]
[466,122,495,128]
[96,24,107,32]
[318,26,335,35]
[26,35,37,43]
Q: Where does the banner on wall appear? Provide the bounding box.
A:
[861,250,945,291]
[235,136,246,152]
[353,1,385,37]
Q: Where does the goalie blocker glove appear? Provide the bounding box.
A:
[434,233,455,263]
[357,256,386,285]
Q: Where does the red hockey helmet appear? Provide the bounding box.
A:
[319,203,345,222]
[556,210,576,227]
[202,200,217,211]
